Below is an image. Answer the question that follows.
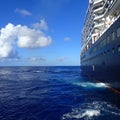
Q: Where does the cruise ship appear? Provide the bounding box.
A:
[81,0,120,91]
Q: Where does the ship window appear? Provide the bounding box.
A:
[118,45,120,52]
[117,27,120,37]
[112,32,115,40]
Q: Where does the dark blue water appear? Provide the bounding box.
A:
[0,66,120,120]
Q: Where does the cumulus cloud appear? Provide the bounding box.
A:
[32,19,48,31]
[0,21,52,59]
[15,8,32,16]
[17,25,52,48]
[0,23,19,58]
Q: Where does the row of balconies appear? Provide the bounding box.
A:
[94,5,105,13]
[93,0,117,15]
[81,0,119,54]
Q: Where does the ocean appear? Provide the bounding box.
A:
[0,66,120,120]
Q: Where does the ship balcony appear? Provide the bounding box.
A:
[94,14,104,20]
[92,33,98,37]
[94,5,105,13]
[94,22,104,28]
[93,0,104,5]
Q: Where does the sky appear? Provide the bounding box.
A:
[0,0,88,66]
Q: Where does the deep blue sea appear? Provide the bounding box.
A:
[0,66,120,120]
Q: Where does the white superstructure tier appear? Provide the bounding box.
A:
[81,0,120,55]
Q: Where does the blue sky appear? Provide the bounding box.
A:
[0,0,88,66]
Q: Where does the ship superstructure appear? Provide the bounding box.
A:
[81,0,120,59]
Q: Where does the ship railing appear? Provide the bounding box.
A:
[94,6,105,13]
[94,0,108,13]
[94,22,104,28]
[93,15,120,43]
[93,0,104,5]
[94,14,104,20]
[81,22,96,51]
[108,0,117,10]
[81,34,93,52]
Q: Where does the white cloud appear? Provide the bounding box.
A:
[29,57,45,62]
[0,23,19,58]
[17,25,52,48]
[0,21,52,59]
[24,57,46,66]
[15,8,31,16]
[57,57,68,62]
[32,19,48,31]
[64,37,71,41]
[0,57,20,62]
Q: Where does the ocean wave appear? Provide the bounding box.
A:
[0,70,12,75]
[34,70,44,73]
[62,109,100,120]
[61,101,120,120]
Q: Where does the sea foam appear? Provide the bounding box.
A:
[73,82,107,88]
[62,109,100,120]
